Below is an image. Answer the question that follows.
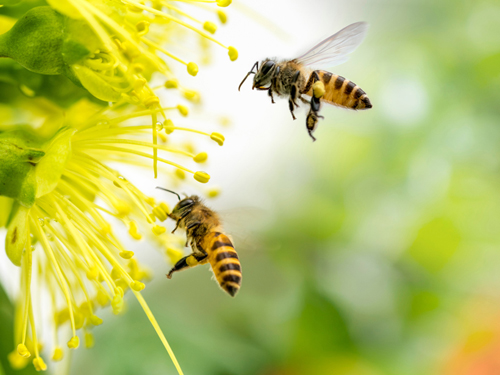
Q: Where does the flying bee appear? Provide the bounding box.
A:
[239,22,372,141]
[157,187,242,297]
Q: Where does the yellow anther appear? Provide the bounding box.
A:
[116,279,129,292]
[115,286,124,297]
[193,152,208,163]
[115,201,131,216]
[183,89,200,103]
[152,203,169,221]
[122,41,141,60]
[219,116,231,127]
[203,21,217,34]
[175,169,186,180]
[187,62,199,76]
[33,357,47,371]
[183,142,196,153]
[164,119,175,134]
[128,221,142,240]
[54,309,70,326]
[164,79,178,89]
[113,38,124,50]
[210,132,225,146]
[85,333,95,349]
[167,248,184,264]
[228,46,238,61]
[131,281,146,291]
[207,187,221,198]
[312,81,325,98]
[145,196,155,205]
[177,104,189,116]
[144,96,160,108]
[111,267,121,280]
[90,315,103,326]
[86,266,99,280]
[67,336,80,349]
[96,290,109,307]
[217,0,232,7]
[8,351,28,369]
[111,294,123,314]
[159,132,167,142]
[217,10,227,24]
[52,347,63,361]
[120,250,135,259]
[132,63,144,73]
[150,214,157,223]
[194,171,210,183]
[136,21,150,35]
[17,344,31,358]
[133,77,147,91]
[152,225,166,235]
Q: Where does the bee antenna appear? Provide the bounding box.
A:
[238,61,259,91]
[156,187,181,201]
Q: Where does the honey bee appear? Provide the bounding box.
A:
[239,22,372,141]
[157,187,242,297]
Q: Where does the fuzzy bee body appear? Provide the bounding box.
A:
[166,195,242,297]
[303,71,372,110]
[239,22,372,141]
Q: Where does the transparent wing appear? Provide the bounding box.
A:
[295,22,368,68]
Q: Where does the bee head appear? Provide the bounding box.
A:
[253,60,276,89]
[169,195,199,220]
[238,60,277,91]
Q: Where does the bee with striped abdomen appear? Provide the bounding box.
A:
[239,22,372,141]
[157,188,242,297]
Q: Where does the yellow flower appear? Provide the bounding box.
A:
[0,0,238,178]
[1,96,227,374]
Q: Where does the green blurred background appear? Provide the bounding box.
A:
[3,0,500,374]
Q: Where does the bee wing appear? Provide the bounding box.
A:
[294,22,368,68]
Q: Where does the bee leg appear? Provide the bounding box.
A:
[302,70,321,95]
[299,95,309,105]
[268,88,275,104]
[306,96,323,142]
[288,96,297,120]
[167,252,208,279]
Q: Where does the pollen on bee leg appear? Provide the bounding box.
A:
[312,81,326,98]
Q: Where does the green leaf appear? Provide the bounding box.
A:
[0,128,45,207]
[0,6,65,75]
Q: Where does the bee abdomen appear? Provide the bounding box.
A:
[208,233,242,297]
[310,71,372,110]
